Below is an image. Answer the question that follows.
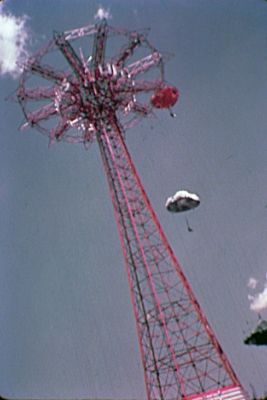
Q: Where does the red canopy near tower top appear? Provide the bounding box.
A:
[150,86,179,109]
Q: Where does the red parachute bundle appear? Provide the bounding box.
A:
[150,86,179,109]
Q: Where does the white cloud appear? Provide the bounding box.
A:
[0,11,29,78]
[249,287,267,312]
[247,277,258,290]
[94,6,112,21]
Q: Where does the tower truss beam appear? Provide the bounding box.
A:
[96,115,245,400]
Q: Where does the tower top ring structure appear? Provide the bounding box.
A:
[17,19,177,148]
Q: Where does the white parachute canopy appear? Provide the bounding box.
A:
[165,190,200,213]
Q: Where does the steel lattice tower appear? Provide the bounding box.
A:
[16,19,248,400]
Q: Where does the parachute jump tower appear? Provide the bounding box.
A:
[17,19,248,400]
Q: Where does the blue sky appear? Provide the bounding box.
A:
[1,0,267,398]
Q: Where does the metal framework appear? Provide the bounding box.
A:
[16,19,248,400]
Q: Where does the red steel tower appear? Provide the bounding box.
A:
[16,19,248,400]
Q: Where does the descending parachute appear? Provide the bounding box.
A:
[151,86,179,109]
[165,190,200,213]
[244,320,267,346]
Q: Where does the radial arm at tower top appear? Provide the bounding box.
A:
[16,19,249,400]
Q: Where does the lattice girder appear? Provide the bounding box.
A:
[96,114,243,400]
